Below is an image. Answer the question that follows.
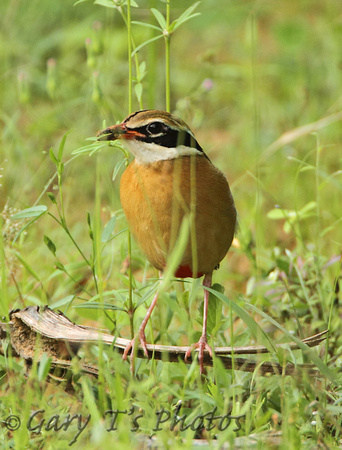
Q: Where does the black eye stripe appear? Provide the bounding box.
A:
[129,125,205,153]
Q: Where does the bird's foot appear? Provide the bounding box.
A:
[184,335,213,374]
[122,330,149,360]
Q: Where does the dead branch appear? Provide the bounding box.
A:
[0,306,327,378]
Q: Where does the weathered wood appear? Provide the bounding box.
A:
[0,306,327,378]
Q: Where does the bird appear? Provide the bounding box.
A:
[97,109,236,374]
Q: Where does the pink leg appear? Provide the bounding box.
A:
[185,272,213,374]
[122,290,159,361]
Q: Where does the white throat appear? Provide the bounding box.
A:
[124,140,202,164]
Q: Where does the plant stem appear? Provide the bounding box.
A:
[127,0,133,113]
[165,0,171,112]
[126,0,134,339]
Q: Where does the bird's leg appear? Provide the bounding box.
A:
[185,272,213,374]
[122,289,159,361]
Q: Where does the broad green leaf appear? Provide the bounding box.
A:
[12,205,47,220]
[101,216,117,243]
[151,8,166,29]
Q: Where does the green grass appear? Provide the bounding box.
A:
[1,0,342,448]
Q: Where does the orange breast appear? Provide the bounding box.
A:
[120,155,236,278]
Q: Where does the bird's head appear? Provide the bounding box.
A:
[97,110,206,164]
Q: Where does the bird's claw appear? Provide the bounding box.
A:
[122,330,149,360]
[184,336,213,374]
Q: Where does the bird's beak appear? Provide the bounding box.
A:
[97,123,144,141]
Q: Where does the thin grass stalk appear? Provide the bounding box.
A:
[127,0,133,113]
[165,0,171,111]
[126,0,135,340]
[0,218,9,317]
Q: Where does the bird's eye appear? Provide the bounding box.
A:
[146,122,166,135]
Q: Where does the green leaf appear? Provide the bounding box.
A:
[135,83,143,103]
[131,21,161,31]
[94,0,115,8]
[245,302,338,384]
[138,61,146,80]
[55,261,66,272]
[160,216,190,291]
[299,201,317,216]
[135,282,159,309]
[205,283,224,335]
[299,165,315,173]
[58,130,72,161]
[131,35,163,56]
[49,295,76,309]
[12,205,47,220]
[47,192,57,204]
[171,2,201,32]
[74,302,125,311]
[112,158,126,182]
[10,206,46,243]
[44,235,57,256]
[58,161,64,177]
[151,8,166,29]
[87,212,94,240]
[0,354,22,372]
[49,147,58,165]
[37,353,52,382]
[101,216,116,243]
[267,207,289,220]
[14,251,40,281]
[72,141,107,156]
[206,288,277,355]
